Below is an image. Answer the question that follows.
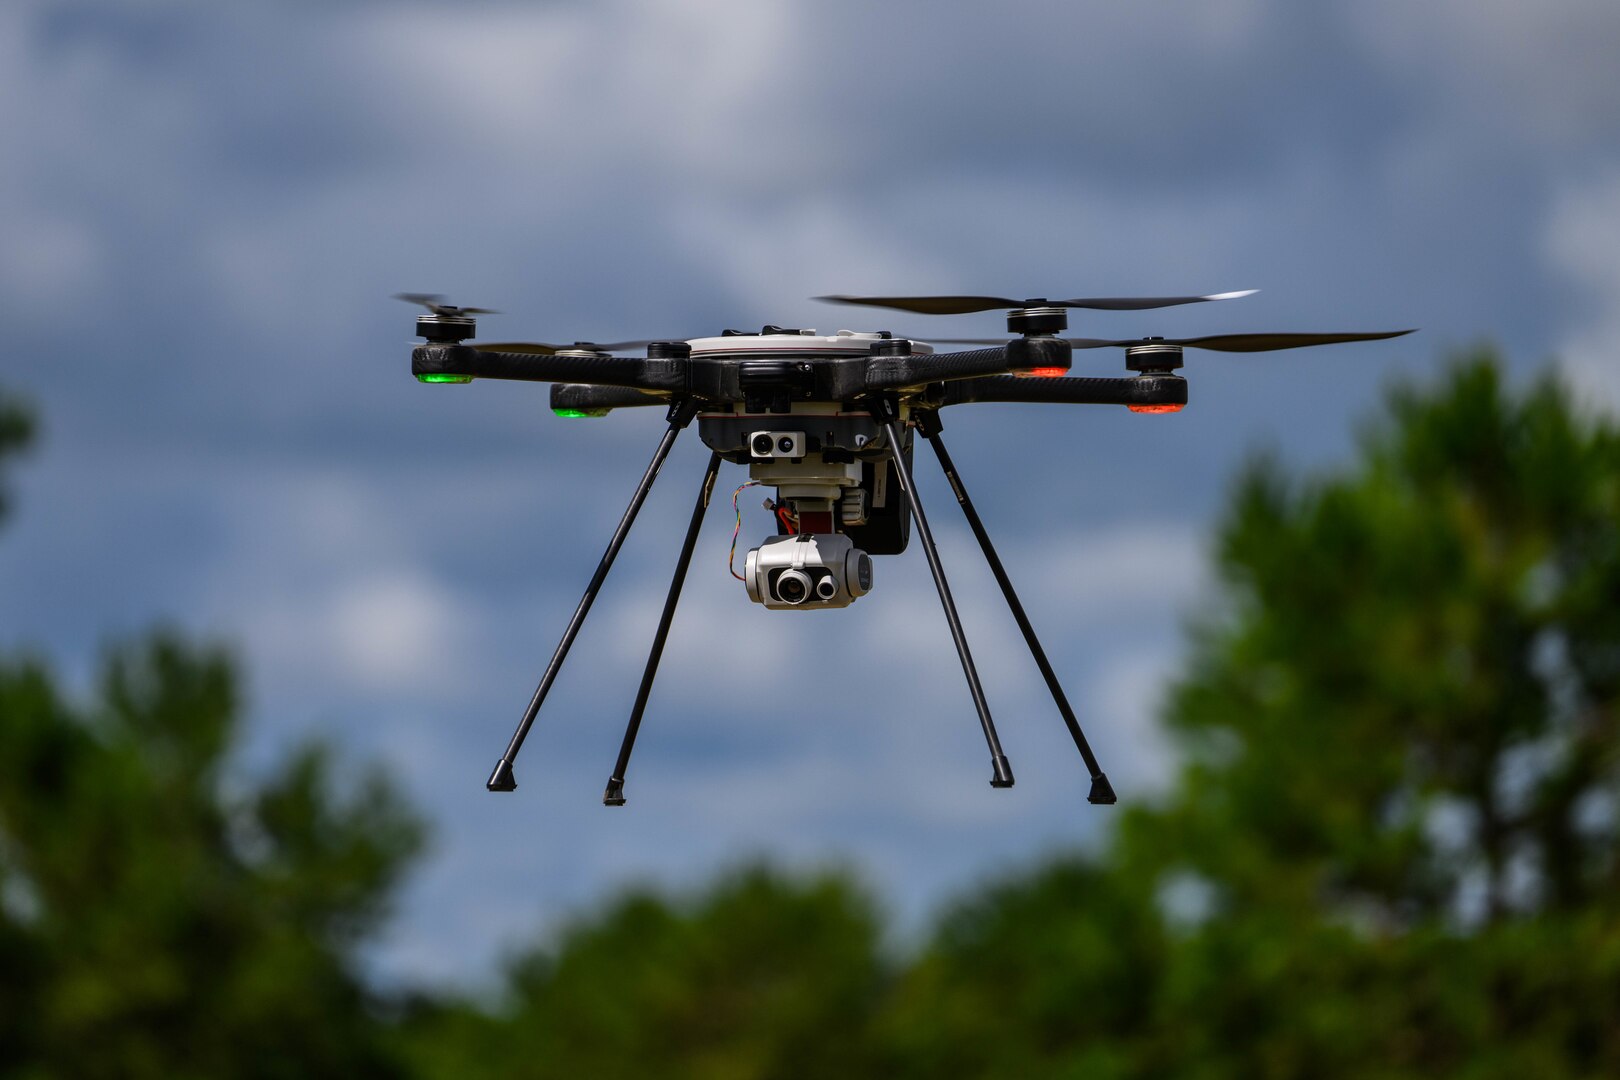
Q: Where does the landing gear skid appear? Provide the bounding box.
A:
[869,396,1015,788]
[486,397,1113,804]
[913,409,1115,804]
[603,451,722,805]
[487,399,698,792]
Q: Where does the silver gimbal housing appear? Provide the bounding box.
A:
[735,413,886,610]
[745,532,873,609]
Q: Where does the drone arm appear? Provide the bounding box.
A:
[550,384,669,414]
[865,337,1071,390]
[865,347,1007,389]
[413,345,687,393]
[939,373,1187,409]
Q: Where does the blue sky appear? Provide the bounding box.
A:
[4,0,1619,987]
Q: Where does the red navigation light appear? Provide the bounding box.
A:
[1127,403,1185,414]
[1027,367,1068,378]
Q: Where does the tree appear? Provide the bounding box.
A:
[405,866,889,1080]
[0,636,425,1077]
[0,384,427,1077]
[882,351,1620,1077]
[1160,355,1620,926]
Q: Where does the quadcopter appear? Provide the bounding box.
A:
[401,290,1411,805]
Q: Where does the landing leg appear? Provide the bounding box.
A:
[487,399,699,792]
[603,451,723,805]
[871,397,1014,787]
[916,411,1115,804]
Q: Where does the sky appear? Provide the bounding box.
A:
[3,0,1619,988]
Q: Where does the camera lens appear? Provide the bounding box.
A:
[751,433,774,456]
[845,548,873,597]
[814,575,838,600]
[775,570,810,605]
[777,435,796,454]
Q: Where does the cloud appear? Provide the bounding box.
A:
[1086,649,1179,792]
[1347,0,1620,155]
[1544,169,1620,412]
[321,573,472,690]
[9,0,1620,987]
[0,212,102,316]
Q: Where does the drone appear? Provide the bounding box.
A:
[400,289,1412,805]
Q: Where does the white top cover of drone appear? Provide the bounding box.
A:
[684,330,934,356]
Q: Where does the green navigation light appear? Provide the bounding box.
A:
[552,408,610,419]
[416,373,474,384]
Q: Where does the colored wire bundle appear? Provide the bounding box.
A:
[728,480,762,580]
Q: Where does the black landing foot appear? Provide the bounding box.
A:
[487,757,517,792]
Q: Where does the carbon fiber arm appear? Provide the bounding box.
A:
[864,337,1072,391]
[939,373,1188,408]
[412,345,687,392]
[549,384,668,412]
[866,348,1009,390]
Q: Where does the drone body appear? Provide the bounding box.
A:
[402,291,1412,806]
[686,330,925,597]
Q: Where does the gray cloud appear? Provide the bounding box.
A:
[4,0,1618,983]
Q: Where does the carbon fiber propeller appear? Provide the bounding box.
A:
[815,290,1256,315]
[923,330,1416,352]
[395,293,500,317]
[473,340,666,355]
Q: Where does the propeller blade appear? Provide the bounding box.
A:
[1149,329,1416,352]
[475,340,665,355]
[395,293,500,317]
[923,330,1416,352]
[816,290,1256,315]
[1055,290,1256,310]
[816,295,1025,315]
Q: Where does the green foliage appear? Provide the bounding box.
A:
[0,634,425,1078]
[1169,356,1620,924]
[875,349,1620,1077]
[879,857,1171,1079]
[406,865,888,1080]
